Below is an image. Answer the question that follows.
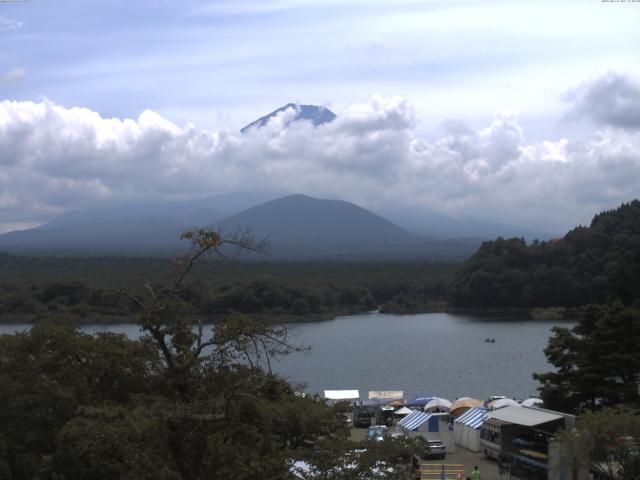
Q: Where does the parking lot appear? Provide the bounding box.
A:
[350,427,532,480]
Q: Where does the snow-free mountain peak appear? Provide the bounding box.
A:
[216,193,417,247]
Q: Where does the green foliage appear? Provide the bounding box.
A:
[534,302,640,412]
[203,277,376,317]
[449,200,640,308]
[559,407,640,480]
[0,321,160,479]
[0,281,138,319]
[295,435,416,480]
[0,433,11,480]
[0,229,409,480]
[0,255,457,322]
[379,281,448,314]
[53,404,179,480]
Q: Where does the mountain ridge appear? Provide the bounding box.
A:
[0,193,479,259]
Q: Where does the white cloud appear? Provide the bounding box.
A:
[1,78,639,235]
[0,222,41,235]
[1,67,27,83]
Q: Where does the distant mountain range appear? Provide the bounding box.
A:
[0,104,556,259]
[0,193,481,259]
[375,204,552,241]
[0,191,278,256]
[240,103,336,133]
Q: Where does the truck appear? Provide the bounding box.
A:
[480,418,505,460]
[353,409,374,428]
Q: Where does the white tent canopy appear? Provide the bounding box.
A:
[488,398,521,410]
[521,397,543,407]
[324,390,359,401]
[424,398,452,412]
[394,407,413,416]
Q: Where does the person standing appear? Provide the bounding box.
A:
[470,465,481,480]
[504,461,511,479]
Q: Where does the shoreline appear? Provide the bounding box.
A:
[0,309,366,325]
[379,304,582,320]
[0,305,582,325]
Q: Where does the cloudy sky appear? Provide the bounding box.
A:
[1,0,640,234]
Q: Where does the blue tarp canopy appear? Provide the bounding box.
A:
[405,396,438,407]
[454,407,488,429]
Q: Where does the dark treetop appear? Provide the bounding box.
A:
[448,199,640,308]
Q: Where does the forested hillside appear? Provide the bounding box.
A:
[0,255,456,322]
[448,200,640,308]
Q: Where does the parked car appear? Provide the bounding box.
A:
[422,440,446,460]
[367,425,388,441]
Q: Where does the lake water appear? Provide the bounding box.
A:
[0,312,573,402]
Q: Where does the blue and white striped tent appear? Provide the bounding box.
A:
[398,410,429,431]
[398,411,448,432]
[453,407,487,452]
[455,407,488,429]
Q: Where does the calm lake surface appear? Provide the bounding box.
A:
[0,312,573,401]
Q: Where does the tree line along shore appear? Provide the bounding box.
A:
[0,257,456,323]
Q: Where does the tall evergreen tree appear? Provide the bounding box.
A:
[534,302,640,412]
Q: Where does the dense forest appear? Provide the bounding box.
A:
[448,200,640,308]
[0,254,456,322]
